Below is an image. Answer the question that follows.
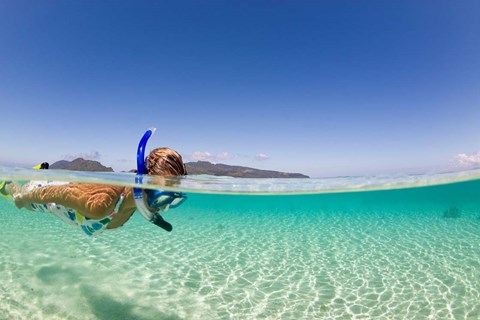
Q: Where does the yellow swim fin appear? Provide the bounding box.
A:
[0,180,11,199]
[33,162,49,170]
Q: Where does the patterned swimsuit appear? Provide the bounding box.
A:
[24,181,125,236]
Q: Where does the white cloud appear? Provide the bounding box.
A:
[63,150,101,161]
[454,152,480,168]
[255,153,270,161]
[191,151,213,161]
[191,151,268,162]
[190,151,233,162]
[216,152,232,160]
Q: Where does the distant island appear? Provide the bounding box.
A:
[50,158,309,178]
[186,161,309,178]
[50,158,114,172]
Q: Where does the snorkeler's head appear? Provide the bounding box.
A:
[134,129,187,232]
[146,147,187,177]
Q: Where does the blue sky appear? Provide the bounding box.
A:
[1,1,479,177]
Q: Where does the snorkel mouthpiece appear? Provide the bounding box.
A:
[134,128,173,232]
[152,214,173,232]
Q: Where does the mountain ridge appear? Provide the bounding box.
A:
[49,158,309,178]
[185,161,309,178]
[50,158,114,172]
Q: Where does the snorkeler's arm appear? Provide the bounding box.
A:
[14,183,124,219]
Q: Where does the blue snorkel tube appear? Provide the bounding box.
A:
[134,128,173,232]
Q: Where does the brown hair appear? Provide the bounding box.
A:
[146,147,187,176]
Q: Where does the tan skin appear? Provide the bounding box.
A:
[13,184,139,229]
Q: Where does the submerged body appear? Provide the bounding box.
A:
[17,181,132,236]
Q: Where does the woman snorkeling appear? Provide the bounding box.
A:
[0,129,188,236]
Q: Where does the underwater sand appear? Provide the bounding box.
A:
[1,168,480,319]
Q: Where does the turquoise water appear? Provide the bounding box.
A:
[1,168,480,319]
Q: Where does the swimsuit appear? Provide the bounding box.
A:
[23,181,125,236]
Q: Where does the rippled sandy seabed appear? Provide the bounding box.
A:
[1,179,480,319]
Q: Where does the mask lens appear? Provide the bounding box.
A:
[169,197,186,208]
[146,190,186,210]
[151,195,171,207]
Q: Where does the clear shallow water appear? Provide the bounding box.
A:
[1,168,480,319]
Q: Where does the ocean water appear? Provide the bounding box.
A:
[1,168,480,319]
